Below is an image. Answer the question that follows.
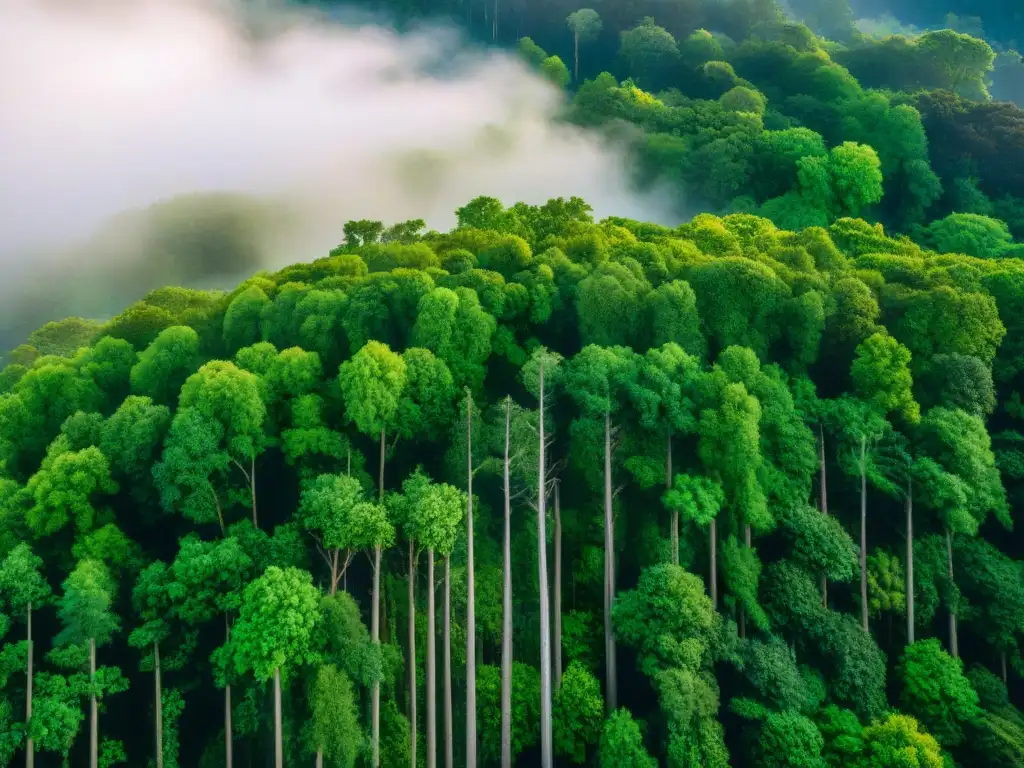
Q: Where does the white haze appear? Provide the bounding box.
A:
[0,0,674,285]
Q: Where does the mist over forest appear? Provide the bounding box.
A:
[1,1,1024,767]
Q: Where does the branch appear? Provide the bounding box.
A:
[231,458,251,483]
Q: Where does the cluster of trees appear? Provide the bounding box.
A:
[0,188,1023,767]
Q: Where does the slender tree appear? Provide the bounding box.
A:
[0,544,51,768]
[412,480,464,768]
[339,341,406,765]
[524,348,563,764]
[228,566,320,768]
[465,389,478,768]
[566,9,603,81]
[55,559,119,768]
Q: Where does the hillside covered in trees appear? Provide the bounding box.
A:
[3,0,1024,767]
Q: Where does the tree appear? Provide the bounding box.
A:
[347,499,394,767]
[177,361,267,527]
[897,639,980,748]
[406,475,464,768]
[308,665,360,768]
[696,377,766,630]
[753,711,825,768]
[55,559,119,768]
[854,713,943,768]
[599,709,656,768]
[0,544,51,768]
[553,662,604,763]
[566,9,602,81]
[613,564,718,678]
[522,347,563,766]
[168,534,252,768]
[851,333,919,425]
[127,562,175,768]
[619,18,679,91]
[916,29,995,98]
[228,566,321,768]
[541,56,571,89]
[130,326,201,406]
[299,473,366,596]
[338,341,406,502]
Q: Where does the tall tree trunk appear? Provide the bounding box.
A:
[465,393,477,768]
[330,549,339,597]
[155,642,163,768]
[946,529,958,658]
[1001,650,1007,683]
[251,456,257,528]
[709,518,717,610]
[537,366,553,768]
[316,751,323,768]
[906,476,914,645]
[740,524,752,639]
[819,424,828,606]
[501,400,513,768]
[408,542,418,768]
[225,619,233,768]
[25,602,33,768]
[444,556,454,768]
[370,544,382,765]
[668,433,677,566]
[860,437,869,633]
[603,411,618,712]
[427,551,437,768]
[90,637,97,768]
[273,667,283,768]
[573,31,579,80]
[553,479,563,691]
[379,429,386,500]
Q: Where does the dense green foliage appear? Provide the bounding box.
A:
[2,0,1024,766]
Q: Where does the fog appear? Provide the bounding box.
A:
[0,0,673,342]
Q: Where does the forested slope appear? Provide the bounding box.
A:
[3,193,1024,767]
[3,1,1024,767]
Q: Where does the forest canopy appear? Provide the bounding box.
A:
[2,0,1024,767]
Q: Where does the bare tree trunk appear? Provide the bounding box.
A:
[860,437,869,633]
[553,479,563,691]
[819,424,828,607]
[251,456,257,528]
[906,477,914,646]
[603,411,617,712]
[330,549,339,597]
[501,400,513,768]
[372,544,382,767]
[225,619,233,768]
[273,668,283,768]
[946,529,958,658]
[574,31,579,80]
[379,429,386,500]
[90,637,97,768]
[740,524,751,639]
[409,541,418,768]
[1001,650,1007,683]
[538,367,553,768]
[25,602,33,768]
[155,642,163,768]
[709,518,717,609]
[465,393,477,768]
[668,433,677,566]
[427,551,437,768]
[444,556,454,768]
[316,751,323,768]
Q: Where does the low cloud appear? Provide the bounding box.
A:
[0,0,673,341]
